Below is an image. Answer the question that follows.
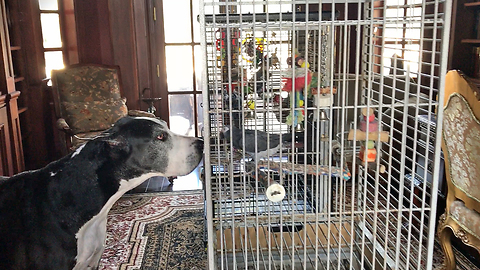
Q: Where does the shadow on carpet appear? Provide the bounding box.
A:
[99,190,478,269]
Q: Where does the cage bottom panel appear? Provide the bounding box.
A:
[214,221,363,270]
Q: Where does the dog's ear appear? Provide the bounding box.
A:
[103,136,131,159]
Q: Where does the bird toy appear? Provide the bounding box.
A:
[286,91,304,126]
[358,108,379,162]
[281,51,312,127]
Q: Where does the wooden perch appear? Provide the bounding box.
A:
[251,160,351,181]
[356,158,386,173]
[312,86,337,95]
[348,129,389,142]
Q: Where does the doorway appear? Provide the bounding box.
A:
[147,0,204,137]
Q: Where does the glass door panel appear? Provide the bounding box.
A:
[169,94,195,136]
[163,0,192,43]
[162,0,201,137]
[165,46,194,92]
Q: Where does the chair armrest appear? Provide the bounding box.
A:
[56,118,74,135]
[128,110,156,118]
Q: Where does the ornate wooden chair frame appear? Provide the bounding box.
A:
[437,70,480,270]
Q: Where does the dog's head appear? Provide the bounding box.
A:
[90,116,203,178]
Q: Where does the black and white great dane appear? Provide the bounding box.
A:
[0,116,204,270]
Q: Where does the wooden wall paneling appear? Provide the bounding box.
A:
[74,0,114,65]
[133,0,152,112]
[108,0,140,110]
[60,0,79,65]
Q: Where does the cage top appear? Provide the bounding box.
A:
[201,11,339,24]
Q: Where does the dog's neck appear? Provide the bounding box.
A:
[35,143,122,230]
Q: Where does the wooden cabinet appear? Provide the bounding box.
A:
[0,0,24,175]
[0,96,13,176]
[6,91,23,172]
[448,0,480,77]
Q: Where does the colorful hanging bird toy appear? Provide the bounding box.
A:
[281,50,313,126]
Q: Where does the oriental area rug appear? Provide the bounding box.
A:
[98,190,477,269]
[99,190,207,270]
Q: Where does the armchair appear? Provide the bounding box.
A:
[51,64,154,154]
[437,70,480,269]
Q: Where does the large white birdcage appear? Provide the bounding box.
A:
[199,0,451,269]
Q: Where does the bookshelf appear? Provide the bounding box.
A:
[448,0,480,78]
[0,0,25,175]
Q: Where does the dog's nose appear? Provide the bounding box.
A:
[194,139,204,152]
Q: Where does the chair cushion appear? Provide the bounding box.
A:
[54,65,123,103]
[443,94,480,202]
[61,98,128,134]
[450,200,480,238]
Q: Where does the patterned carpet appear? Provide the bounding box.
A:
[98,190,478,269]
[99,190,206,270]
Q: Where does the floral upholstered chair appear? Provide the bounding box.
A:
[51,64,154,154]
[437,70,480,270]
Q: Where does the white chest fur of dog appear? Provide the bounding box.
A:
[73,174,154,269]
[0,117,204,270]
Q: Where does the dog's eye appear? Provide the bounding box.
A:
[157,133,167,141]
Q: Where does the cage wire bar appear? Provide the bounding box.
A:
[199,0,452,269]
